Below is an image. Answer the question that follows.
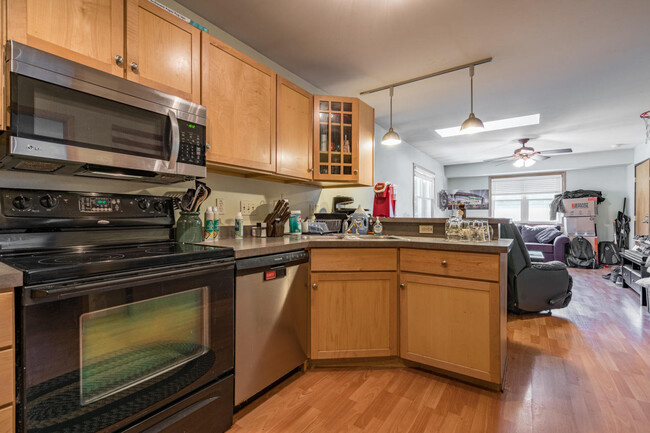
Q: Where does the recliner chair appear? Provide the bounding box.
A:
[500,223,573,313]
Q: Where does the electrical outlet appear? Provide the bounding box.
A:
[419,225,434,234]
[240,200,257,216]
[215,198,224,214]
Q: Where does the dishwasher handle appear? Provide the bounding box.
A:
[236,250,308,276]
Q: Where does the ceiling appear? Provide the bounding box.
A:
[177,0,650,165]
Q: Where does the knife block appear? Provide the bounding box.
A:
[267,220,285,237]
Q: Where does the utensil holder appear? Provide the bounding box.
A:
[176,211,203,243]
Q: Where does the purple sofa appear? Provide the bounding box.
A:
[516,224,570,263]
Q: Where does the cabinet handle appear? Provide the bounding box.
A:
[206,143,211,150]
[441,260,448,266]
[400,283,405,289]
[114,55,124,66]
[353,169,358,175]
[309,168,314,173]
[312,283,318,289]
[131,62,139,72]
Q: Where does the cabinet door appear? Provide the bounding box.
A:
[310,272,397,359]
[400,273,501,384]
[313,96,359,182]
[7,0,124,76]
[202,35,276,172]
[276,76,313,180]
[125,0,200,102]
[636,160,650,235]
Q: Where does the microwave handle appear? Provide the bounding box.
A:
[167,110,180,170]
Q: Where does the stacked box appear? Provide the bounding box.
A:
[562,198,598,216]
[564,216,596,236]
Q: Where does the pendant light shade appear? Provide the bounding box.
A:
[513,158,536,168]
[460,65,484,134]
[382,87,401,145]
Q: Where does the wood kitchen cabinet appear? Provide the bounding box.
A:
[125,0,200,103]
[202,35,277,173]
[6,0,201,102]
[7,0,125,76]
[635,159,650,235]
[276,76,313,180]
[399,249,506,389]
[310,248,397,359]
[313,95,374,186]
[0,289,14,433]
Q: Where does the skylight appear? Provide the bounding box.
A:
[435,114,541,138]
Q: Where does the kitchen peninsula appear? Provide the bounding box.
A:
[202,235,512,390]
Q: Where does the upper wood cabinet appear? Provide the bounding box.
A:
[7,0,125,76]
[6,0,201,102]
[313,95,374,186]
[635,160,649,235]
[125,0,200,103]
[202,35,277,173]
[276,76,313,180]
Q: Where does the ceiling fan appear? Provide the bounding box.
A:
[485,138,573,167]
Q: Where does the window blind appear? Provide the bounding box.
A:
[491,174,563,196]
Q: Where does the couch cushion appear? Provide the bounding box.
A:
[526,243,555,253]
[536,227,564,244]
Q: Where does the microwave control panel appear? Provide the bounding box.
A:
[177,122,206,166]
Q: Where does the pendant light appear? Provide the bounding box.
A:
[460,65,484,134]
[381,87,401,145]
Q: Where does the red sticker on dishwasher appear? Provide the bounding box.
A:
[265,270,277,280]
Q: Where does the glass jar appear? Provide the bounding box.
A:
[175,211,203,243]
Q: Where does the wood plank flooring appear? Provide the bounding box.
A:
[229,269,650,432]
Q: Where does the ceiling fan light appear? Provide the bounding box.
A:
[524,158,536,167]
[382,128,402,145]
[513,159,525,168]
[460,113,484,134]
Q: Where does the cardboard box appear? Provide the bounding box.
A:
[562,197,598,216]
[564,216,596,236]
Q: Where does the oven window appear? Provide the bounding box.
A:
[79,287,208,405]
[12,74,170,160]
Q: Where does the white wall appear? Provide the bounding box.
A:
[318,125,448,217]
[448,164,630,240]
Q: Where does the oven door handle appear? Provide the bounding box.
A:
[30,260,231,299]
[167,109,180,170]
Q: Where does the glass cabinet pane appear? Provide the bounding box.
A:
[331,102,341,111]
[320,165,328,174]
[331,153,341,163]
[320,152,328,163]
[331,125,341,151]
[343,113,352,124]
[319,112,328,123]
[344,154,352,164]
[332,166,341,175]
[330,113,341,124]
[319,101,329,110]
[319,124,328,152]
[343,102,352,112]
[343,166,352,175]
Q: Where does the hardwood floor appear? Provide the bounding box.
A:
[229,269,650,432]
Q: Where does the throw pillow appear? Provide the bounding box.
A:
[519,225,547,243]
[536,227,563,244]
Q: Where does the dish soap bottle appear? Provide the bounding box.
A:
[350,205,369,235]
[235,212,244,239]
[213,207,220,241]
[373,217,383,236]
[204,206,214,241]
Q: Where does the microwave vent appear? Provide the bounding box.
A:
[13,160,64,172]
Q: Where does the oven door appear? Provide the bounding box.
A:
[17,259,234,433]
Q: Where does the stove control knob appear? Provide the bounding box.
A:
[12,195,30,210]
[138,199,150,210]
[153,201,164,212]
[40,194,57,208]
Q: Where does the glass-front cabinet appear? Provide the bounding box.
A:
[314,96,375,185]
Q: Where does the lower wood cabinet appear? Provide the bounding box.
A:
[310,271,397,359]
[0,405,12,433]
[400,271,503,386]
[0,289,13,433]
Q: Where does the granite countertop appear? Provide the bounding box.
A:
[0,262,24,289]
[200,235,513,259]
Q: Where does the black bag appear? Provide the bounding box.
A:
[566,236,597,269]
[598,241,621,265]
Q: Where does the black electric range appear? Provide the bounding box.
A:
[1,188,235,433]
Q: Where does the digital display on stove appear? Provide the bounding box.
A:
[95,199,108,205]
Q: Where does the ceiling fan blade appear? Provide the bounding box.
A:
[539,148,573,155]
[531,154,550,161]
[495,159,516,166]
[484,155,516,162]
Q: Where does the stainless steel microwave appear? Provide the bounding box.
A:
[0,41,207,183]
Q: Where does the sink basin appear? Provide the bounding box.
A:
[333,234,408,240]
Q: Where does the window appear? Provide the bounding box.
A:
[413,164,435,217]
[490,173,564,223]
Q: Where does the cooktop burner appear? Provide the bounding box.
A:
[1,242,234,285]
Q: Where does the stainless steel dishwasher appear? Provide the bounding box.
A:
[235,250,309,405]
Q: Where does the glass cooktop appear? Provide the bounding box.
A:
[1,242,234,285]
